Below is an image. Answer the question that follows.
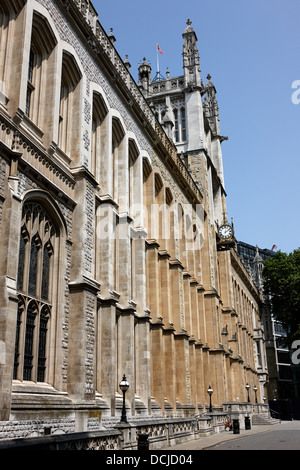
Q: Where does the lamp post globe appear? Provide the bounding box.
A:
[254,385,258,404]
[246,383,250,403]
[119,374,129,423]
[207,385,213,412]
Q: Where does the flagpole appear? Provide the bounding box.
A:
[156,43,160,80]
[155,43,163,81]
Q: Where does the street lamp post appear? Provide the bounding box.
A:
[119,374,129,423]
[246,383,250,403]
[207,385,213,412]
[254,385,258,404]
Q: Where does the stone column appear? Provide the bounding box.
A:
[169,259,184,331]
[204,291,220,349]
[68,280,99,401]
[163,327,176,411]
[146,240,160,321]
[0,162,22,420]
[98,298,118,415]
[117,308,135,416]
[150,322,165,410]
[132,233,151,413]
[174,332,191,412]
[218,249,233,309]
[189,339,197,409]
[183,272,192,334]
[117,214,131,306]
[195,343,205,410]
[134,316,151,413]
[68,168,99,402]
[158,250,171,324]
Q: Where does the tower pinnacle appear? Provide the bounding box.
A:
[182,18,201,88]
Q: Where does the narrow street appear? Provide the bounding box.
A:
[208,421,300,450]
[164,421,300,451]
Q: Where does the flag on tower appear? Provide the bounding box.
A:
[157,43,163,54]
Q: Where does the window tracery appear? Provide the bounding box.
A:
[14,202,56,382]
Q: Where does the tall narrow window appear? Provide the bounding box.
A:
[17,233,26,291]
[25,13,57,127]
[41,243,51,301]
[58,51,82,156]
[25,48,35,117]
[28,238,39,297]
[91,92,108,181]
[23,302,36,381]
[173,109,179,142]
[37,306,50,382]
[129,139,139,217]
[112,117,125,203]
[13,202,57,383]
[181,107,186,141]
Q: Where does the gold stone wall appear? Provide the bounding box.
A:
[0,0,268,430]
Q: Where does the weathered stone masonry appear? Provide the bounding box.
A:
[0,0,269,444]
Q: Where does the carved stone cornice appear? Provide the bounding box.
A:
[68,276,100,295]
[0,111,76,204]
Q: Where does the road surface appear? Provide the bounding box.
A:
[207,420,300,450]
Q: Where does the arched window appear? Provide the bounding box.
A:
[91,92,108,182]
[0,1,27,110]
[0,4,11,92]
[25,12,57,126]
[112,117,125,204]
[58,51,82,157]
[128,138,140,218]
[14,202,57,382]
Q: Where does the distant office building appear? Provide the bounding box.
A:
[237,241,294,402]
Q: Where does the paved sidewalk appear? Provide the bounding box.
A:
[163,423,282,450]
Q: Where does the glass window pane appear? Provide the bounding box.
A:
[28,239,39,297]
[37,308,49,382]
[41,245,51,301]
[23,304,36,381]
[17,235,26,291]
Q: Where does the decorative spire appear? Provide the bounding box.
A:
[124,55,131,70]
[108,28,116,45]
[184,18,194,33]
[138,58,152,94]
[182,18,200,87]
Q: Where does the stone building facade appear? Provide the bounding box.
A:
[0,0,268,442]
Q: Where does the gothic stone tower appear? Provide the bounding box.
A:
[139,19,268,410]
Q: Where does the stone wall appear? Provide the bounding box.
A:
[0,414,227,449]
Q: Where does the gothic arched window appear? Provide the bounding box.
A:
[58,51,82,156]
[173,108,179,142]
[91,91,108,182]
[14,202,57,383]
[25,12,57,127]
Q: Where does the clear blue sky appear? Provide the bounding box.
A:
[92,0,299,254]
